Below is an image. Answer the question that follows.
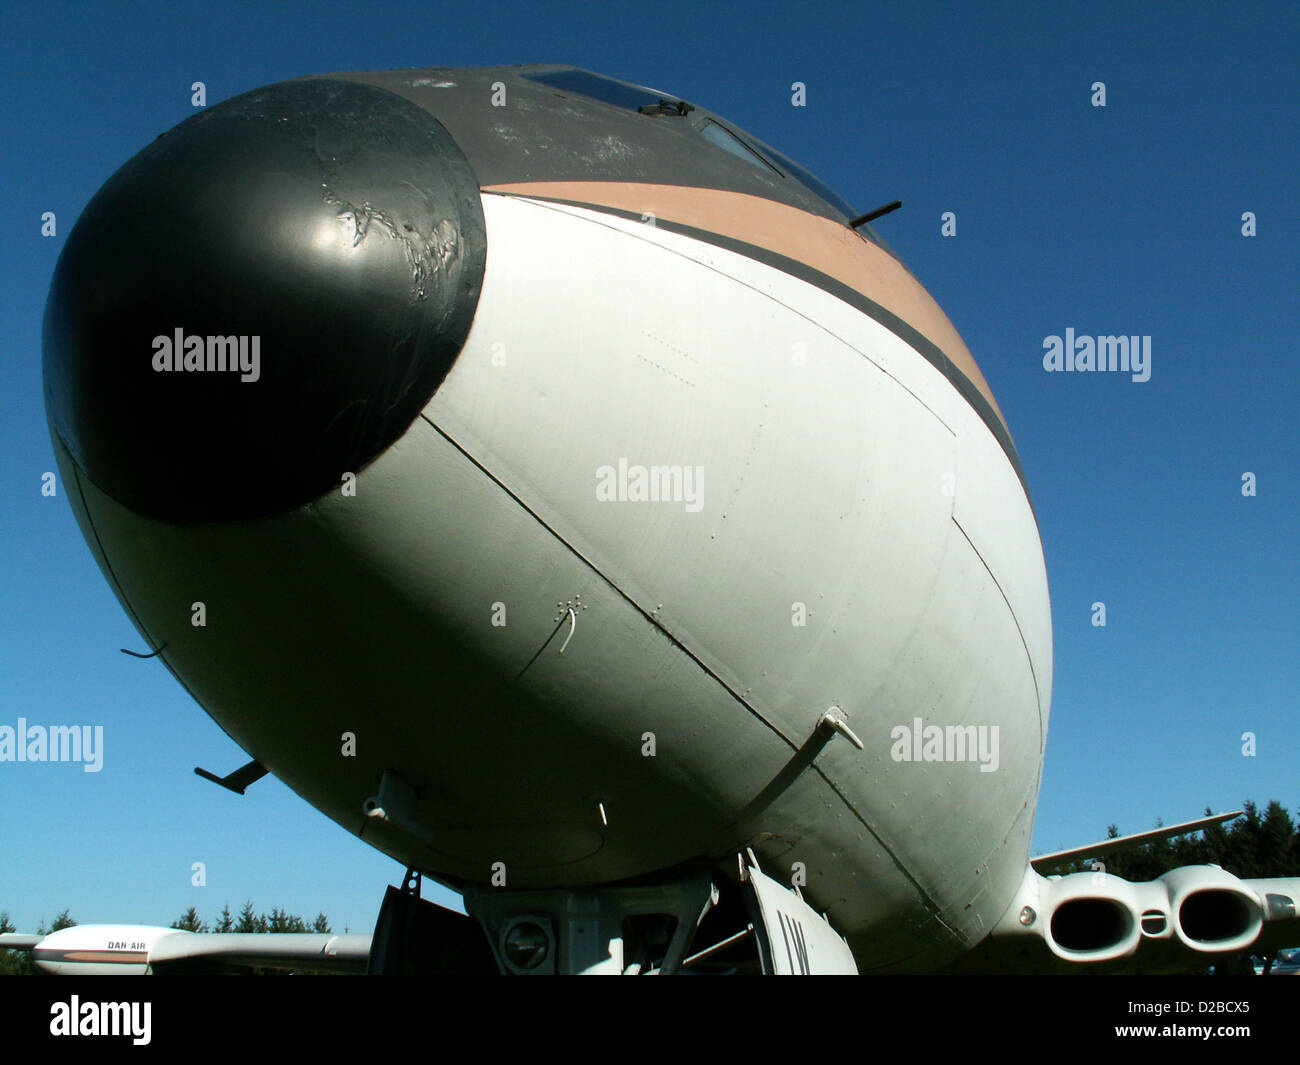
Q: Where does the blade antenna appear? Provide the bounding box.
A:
[849,200,902,229]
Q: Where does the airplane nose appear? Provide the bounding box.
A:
[43,78,486,522]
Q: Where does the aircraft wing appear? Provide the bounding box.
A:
[1030,811,1243,874]
[145,931,372,972]
[0,934,45,951]
[1,925,371,974]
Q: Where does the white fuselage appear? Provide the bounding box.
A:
[56,193,1051,972]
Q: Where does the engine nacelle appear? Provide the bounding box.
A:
[1038,872,1144,962]
[1160,865,1263,953]
[986,863,1272,966]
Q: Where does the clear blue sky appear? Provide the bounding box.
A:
[1,0,1295,934]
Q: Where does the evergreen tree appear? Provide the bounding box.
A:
[171,907,208,932]
[214,903,234,933]
[1202,805,1230,868]
[1229,800,1265,879]
[312,912,332,934]
[0,912,34,975]
[1260,801,1297,876]
[235,900,259,933]
[1139,819,1175,882]
[1098,824,1126,879]
[265,907,308,933]
[1170,824,1206,868]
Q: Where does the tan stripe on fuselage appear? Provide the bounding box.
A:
[481,181,1007,432]
[34,949,149,964]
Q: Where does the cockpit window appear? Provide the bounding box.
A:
[523,68,865,230]
[696,120,781,176]
[759,147,858,221]
[524,70,689,115]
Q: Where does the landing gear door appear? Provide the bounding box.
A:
[743,861,858,975]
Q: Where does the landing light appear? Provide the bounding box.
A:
[503,920,551,971]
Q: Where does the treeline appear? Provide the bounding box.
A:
[1061,799,1300,881]
[171,902,333,935]
[0,903,335,975]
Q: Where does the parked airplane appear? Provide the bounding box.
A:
[0,926,370,975]
[30,64,1299,973]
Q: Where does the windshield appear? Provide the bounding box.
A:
[523,68,870,232]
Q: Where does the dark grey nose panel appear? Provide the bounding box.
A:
[43,78,486,522]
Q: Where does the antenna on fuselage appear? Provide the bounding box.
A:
[849,200,902,229]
